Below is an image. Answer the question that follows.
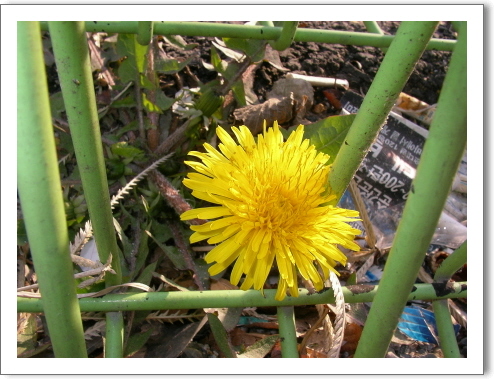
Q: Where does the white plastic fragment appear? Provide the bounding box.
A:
[79,238,101,272]
[286,73,349,90]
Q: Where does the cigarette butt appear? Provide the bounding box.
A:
[287,73,350,90]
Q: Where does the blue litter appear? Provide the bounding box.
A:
[397,306,460,344]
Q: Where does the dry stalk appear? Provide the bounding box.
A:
[327,271,346,358]
[154,119,191,156]
[148,169,204,225]
[349,178,377,250]
[298,305,331,357]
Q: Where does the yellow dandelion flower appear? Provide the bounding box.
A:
[181,121,361,301]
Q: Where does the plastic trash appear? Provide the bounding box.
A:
[338,91,467,250]
[398,306,461,344]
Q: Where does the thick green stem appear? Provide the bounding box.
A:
[105,312,124,358]
[354,22,467,358]
[38,21,456,51]
[17,21,87,358]
[48,21,122,286]
[329,21,439,203]
[18,282,467,313]
[277,306,299,358]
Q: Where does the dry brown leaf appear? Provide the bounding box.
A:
[267,78,314,117]
[230,328,265,347]
[301,347,329,358]
[210,278,239,291]
[233,95,295,135]
[242,63,261,106]
[233,77,314,135]
[263,44,289,72]
[86,33,116,88]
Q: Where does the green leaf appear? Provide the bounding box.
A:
[223,38,267,62]
[142,92,163,114]
[116,120,139,137]
[163,35,198,51]
[111,95,137,108]
[222,60,242,82]
[150,222,173,244]
[237,335,280,358]
[50,91,65,118]
[75,279,105,295]
[231,80,246,107]
[57,128,74,155]
[145,230,188,270]
[133,229,150,278]
[155,90,176,111]
[155,57,192,74]
[133,261,157,290]
[113,216,133,264]
[111,141,145,159]
[194,258,211,290]
[17,313,38,356]
[124,328,153,357]
[210,46,226,74]
[303,114,357,165]
[116,33,149,84]
[162,245,188,271]
[141,75,157,90]
[346,271,357,285]
[17,219,28,245]
[207,313,237,358]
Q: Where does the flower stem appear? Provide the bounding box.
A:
[328,21,439,204]
[17,21,87,358]
[277,306,299,358]
[105,312,124,358]
[354,22,466,358]
[48,21,122,286]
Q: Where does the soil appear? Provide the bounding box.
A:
[162,21,456,124]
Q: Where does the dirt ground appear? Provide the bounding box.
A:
[162,21,455,123]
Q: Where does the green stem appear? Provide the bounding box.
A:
[435,241,467,282]
[48,21,122,286]
[17,21,87,358]
[136,21,153,45]
[432,241,466,358]
[105,312,124,358]
[329,21,439,203]
[432,300,461,357]
[18,282,467,313]
[363,21,384,35]
[269,21,298,51]
[354,22,467,358]
[363,21,387,53]
[277,307,299,357]
[38,22,456,51]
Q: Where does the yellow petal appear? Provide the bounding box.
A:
[208,248,241,276]
[230,246,248,285]
[180,206,231,221]
[205,237,241,264]
[254,250,275,290]
[190,229,220,244]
